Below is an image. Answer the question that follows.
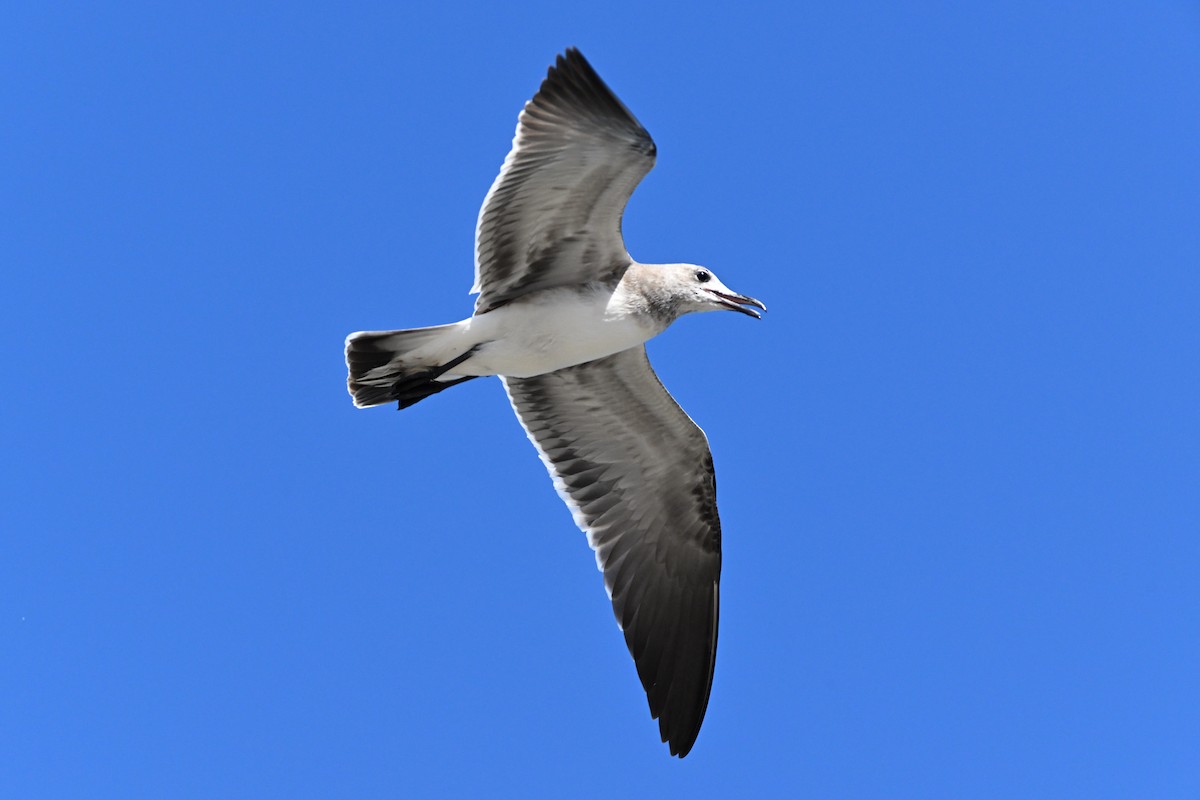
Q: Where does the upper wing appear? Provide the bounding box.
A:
[502,347,721,757]
[472,49,656,314]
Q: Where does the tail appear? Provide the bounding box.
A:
[345,324,478,410]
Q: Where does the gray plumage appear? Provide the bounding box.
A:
[344,48,764,757]
[504,346,721,756]
[473,49,656,314]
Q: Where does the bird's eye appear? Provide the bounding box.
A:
[695,270,711,283]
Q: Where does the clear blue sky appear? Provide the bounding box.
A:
[4,2,1198,797]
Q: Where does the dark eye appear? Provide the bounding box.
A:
[695,270,711,283]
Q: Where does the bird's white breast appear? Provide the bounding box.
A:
[455,285,655,378]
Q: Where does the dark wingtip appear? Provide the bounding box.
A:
[668,730,700,759]
[532,47,655,157]
[628,580,718,759]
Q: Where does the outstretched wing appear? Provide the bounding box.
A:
[503,347,721,757]
[473,48,656,314]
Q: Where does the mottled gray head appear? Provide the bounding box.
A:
[662,263,767,319]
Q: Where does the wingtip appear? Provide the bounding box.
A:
[666,728,700,758]
[549,46,593,81]
[659,716,705,759]
[530,46,653,158]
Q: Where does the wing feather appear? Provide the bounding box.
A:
[473,49,656,313]
[502,347,721,757]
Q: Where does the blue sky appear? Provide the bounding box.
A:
[4,1,1199,797]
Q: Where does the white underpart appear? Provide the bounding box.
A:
[441,284,656,379]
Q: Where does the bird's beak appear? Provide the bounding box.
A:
[707,289,767,319]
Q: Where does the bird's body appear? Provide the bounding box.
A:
[462,280,658,376]
[345,49,763,757]
[357,278,656,381]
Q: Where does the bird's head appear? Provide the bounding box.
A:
[667,264,767,319]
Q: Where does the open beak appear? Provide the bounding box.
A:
[707,289,767,319]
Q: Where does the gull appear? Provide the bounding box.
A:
[345,48,764,757]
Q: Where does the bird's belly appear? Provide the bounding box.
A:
[456,296,653,378]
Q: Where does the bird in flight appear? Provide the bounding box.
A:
[345,48,764,757]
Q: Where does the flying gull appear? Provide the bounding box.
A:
[345,48,764,757]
